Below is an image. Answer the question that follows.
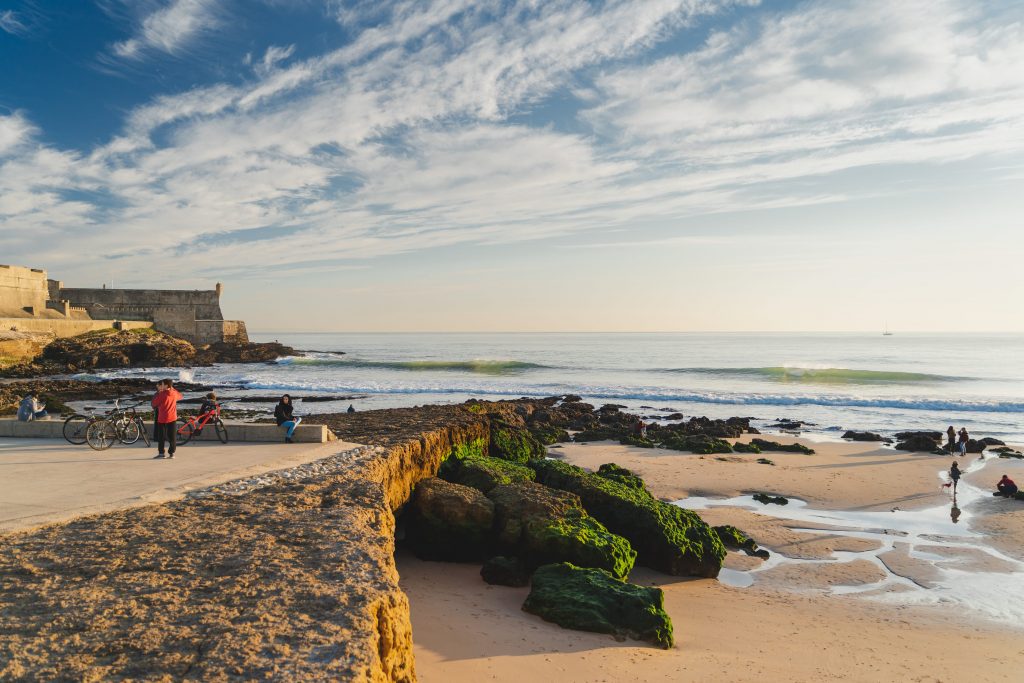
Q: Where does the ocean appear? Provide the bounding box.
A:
[84,332,1024,441]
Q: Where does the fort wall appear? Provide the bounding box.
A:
[0,318,153,338]
[0,265,48,316]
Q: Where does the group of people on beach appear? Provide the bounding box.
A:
[945,425,970,456]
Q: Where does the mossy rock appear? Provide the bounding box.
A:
[530,424,571,445]
[440,453,536,493]
[488,482,636,580]
[446,437,489,462]
[596,463,646,490]
[713,525,769,559]
[750,438,814,454]
[406,478,494,562]
[659,433,733,454]
[530,459,724,577]
[573,427,624,442]
[490,422,547,463]
[756,458,775,466]
[731,441,762,454]
[481,556,530,587]
[522,563,674,649]
[619,435,656,448]
[753,493,789,506]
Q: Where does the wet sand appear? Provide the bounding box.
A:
[402,436,1024,682]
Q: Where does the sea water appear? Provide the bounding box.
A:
[81,332,1024,440]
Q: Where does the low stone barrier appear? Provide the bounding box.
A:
[0,418,334,443]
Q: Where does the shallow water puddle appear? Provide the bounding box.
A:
[674,457,1024,627]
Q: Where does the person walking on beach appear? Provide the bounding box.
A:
[949,461,962,493]
[16,393,48,421]
[946,425,956,455]
[151,379,182,459]
[996,475,1018,498]
[275,394,301,444]
[957,427,969,456]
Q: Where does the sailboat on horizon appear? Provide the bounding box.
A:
[883,322,894,336]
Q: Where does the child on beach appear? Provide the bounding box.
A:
[957,427,969,456]
[275,394,302,444]
[151,379,182,459]
[949,462,962,493]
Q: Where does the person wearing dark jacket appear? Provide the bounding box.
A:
[949,461,962,493]
[275,394,301,443]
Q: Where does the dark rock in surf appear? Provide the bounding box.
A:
[842,430,884,441]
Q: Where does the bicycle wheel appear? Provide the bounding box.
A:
[63,414,90,445]
[118,417,141,445]
[214,419,229,444]
[135,417,151,447]
[86,420,118,451]
[176,417,195,445]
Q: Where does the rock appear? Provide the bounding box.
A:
[487,482,636,580]
[439,453,536,493]
[965,439,987,454]
[481,556,530,587]
[596,463,646,490]
[756,458,775,466]
[522,563,674,649]
[599,404,628,412]
[619,435,656,448]
[732,441,762,454]
[406,478,495,562]
[561,394,583,403]
[713,525,770,559]
[663,413,684,420]
[772,420,805,430]
[194,341,295,364]
[490,422,547,463]
[750,438,815,454]
[842,430,884,441]
[530,459,724,577]
[753,493,789,506]
[574,427,623,442]
[660,433,733,454]
[746,427,761,434]
[894,434,943,452]
[980,437,1005,446]
[529,424,571,445]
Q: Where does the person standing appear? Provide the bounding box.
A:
[949,461,962,493]
[151,379,182,459]
[275,394,302,444]
[957,427,969,457]
[946,425,956,455]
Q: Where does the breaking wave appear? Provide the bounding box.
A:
[661,366,957,383]
[278,356,550,375]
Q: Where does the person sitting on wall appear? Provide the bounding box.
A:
[996,475,1018,498]
[193,392,219,435]
[17,393,47,421]
[275,394,302,444]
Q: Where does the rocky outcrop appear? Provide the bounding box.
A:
[894,432,943,452]
[842,430,884,441]
[750,438,815,454]
[522,563,674,649]
[531,459,724,577]
[713,525,770,559]
[406,478,495,562]
[753,493,789,506]
[481,556,530,586]
[439,452,536,493]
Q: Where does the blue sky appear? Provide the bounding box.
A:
[1,0,1022,331]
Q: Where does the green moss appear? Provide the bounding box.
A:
[530,424,571,445]
[659,433,733,454]
[441,453,536,493]
[573,427,623,442]
[530,459,725,577]
[619,435,656,448]
[490,422,546,463]
[523,563,674,649]
[753,493,789,506]
[596,463,646,490]
[445,437,488,462]
[750,438,815,454]
[712,524,768,558]
[732,441,762,454]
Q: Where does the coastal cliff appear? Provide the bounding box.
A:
[0,405,488,681]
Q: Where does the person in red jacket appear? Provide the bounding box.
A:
[151,378,182,459]
[997,475,1018,498]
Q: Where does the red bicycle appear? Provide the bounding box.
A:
[176,405,229,445]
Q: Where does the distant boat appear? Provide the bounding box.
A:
[883,322,893,336]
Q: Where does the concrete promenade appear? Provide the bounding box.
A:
[0,437,362,534]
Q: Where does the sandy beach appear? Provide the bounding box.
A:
[401,435,1024,682]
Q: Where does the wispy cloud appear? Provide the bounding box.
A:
[0,9,28,35]
[109,0,221,60]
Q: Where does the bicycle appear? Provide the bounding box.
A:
[175,404,228,445]
[82,400,151,451]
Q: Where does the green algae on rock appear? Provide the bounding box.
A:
[530,459,724,577]
[490,422,547,463]
[660,433,733,454]
[713,524,770,559]
[440,452,537,493]
[407,478,495,562]
[753,492,789,506]
[529,423,571,445]
[732,441,762,454]
[522,563,674,649]
[596,463,646,490]
[750,438,815,454]
[487,482,636,580]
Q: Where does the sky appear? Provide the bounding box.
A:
[1,0,1022,333]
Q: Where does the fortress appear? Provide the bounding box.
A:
[0,264,248,345]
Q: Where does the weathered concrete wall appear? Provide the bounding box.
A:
[0,265,48,316]
[0,318,153,338]
[0,406,489,682]
[196,319,249,344]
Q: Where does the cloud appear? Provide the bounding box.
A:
[109,0,221,59]
[2,0,1023,285]
[0,10,28,35]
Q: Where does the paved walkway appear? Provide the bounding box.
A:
[0,437,362,534]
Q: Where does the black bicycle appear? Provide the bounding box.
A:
[65,400,151,450]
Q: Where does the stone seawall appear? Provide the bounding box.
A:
[0,406,488,681]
